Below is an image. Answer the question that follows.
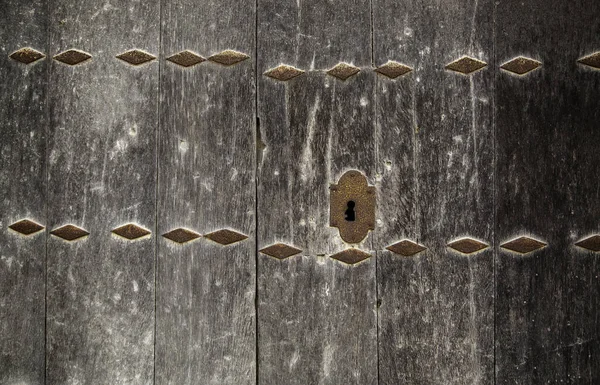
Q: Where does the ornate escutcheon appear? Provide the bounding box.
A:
[329,170,376,244]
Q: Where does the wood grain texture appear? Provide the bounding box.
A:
[257,0,377,384]
[0,1,48,383]
[154,0,256,383]
[495,1,600,383]
[45,1,159,383]
[373,0,495,383]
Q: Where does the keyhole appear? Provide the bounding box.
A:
[345,201,356,221]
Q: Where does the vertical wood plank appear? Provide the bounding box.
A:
[154,0,256,383]
[257,0,377,384]
[0,1,48,383]
[373,0,495,383]
[45,1,159,383]
[495,1,600,383]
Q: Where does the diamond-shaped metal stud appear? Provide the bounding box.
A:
[448,238,488,254]
[260,243,302,260]
[9,48,45,64]
[445,56,487,75]
[116,49,156,66]
[208,50,249,66]
[500,57,541,75]
[166,50,206,67]
[375,61,412,79]
[327,62,361,80]
[578,52,600,69]
[204,229,248,245]
[501,237,546,254]
[50,225,89,241]
[8,219,45,235]
[386,240,427,257]
[574,235,600,252]
[112,224,151,240]
[54,49,92,65]
[330,248,371,265]
[264,64,305,81]
[162,228,201,244]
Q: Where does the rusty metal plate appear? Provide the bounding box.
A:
[448,238,488,254]
[166,50,206,67]
[264,64,305,81]
[162,228,201,244]
[208,50,249,66]
[9,47,45,64]
[327,62,361,80]
[9,219,45,235]
[50,224,89,241]
[375,61,412,79]
[116,49,156,66]
[260,243,302,259]
[53,49,92,66]
[386,240,427,257]
[204,229,248,245]
[445,56,487,75]
[501,236,546,254]
[330,170,375,244]
[330,248,371,265]
[112,223,151,240]
[575,235,600,252]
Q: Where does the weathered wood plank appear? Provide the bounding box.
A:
[0,1,48,383]
[495,1,600,383]
[257,0,377,383]
[154,0,256,383]
[373,0,495,383]
[45,1,159,383]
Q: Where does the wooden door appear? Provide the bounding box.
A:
[1,0,599,384]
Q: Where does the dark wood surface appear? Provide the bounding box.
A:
[0,1,48,383]
[495,1,600,383]
[44,0,159,383]
[0,0,599,384]
[154,0,256,384]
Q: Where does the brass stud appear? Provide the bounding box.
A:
[162,228,201,244]
[166,50,206,67]
[501,236,546,254]
[375,61,412,79]
[445,56,487,75]
[204,229,248,245]
[578,52,600,70]
[327,62,361,80]
[9,48,45,64]
[330,248,371,265]
[112,223,151,240]
[448,238,488,254]
[264,64,305,81]
[260,243,302,259]
[50,225,89,241]
[116,49,156,66]
[386,240,427,257]
[54,49,92,66]
[574,235,600,252]
[208,50,250,66]
[500,56,541,75]
[8,219,45,235]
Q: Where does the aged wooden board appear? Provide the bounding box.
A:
[0,1,47,383]
[257,0,377,383]
[45,1,159,383]
[154,0,256,383]
[373,0,495,383]
[495,0,600,383]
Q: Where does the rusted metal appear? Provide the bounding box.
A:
[112,223,151,240]
[166,50,206,67]
[327,62,360,80]
[9,47,45,64]
[330,248,371,265]
[447,238,488,254]
[53,49,92,65]
[264,64,305,81]
[116,50,156,66]
[8,219,45,235]
[208,50,249,66]
[577,52,600,69]
[374,61,412,79]
[500,57,541,75]
[500,236,546,254]
[50,224,89,241]
[574,235,600,252]
[330,170,375,244]
[445,56,487,75]
[162,228,201,244]
[204,229,248,245]
[260,243,302,259]
[386,240,426,256]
